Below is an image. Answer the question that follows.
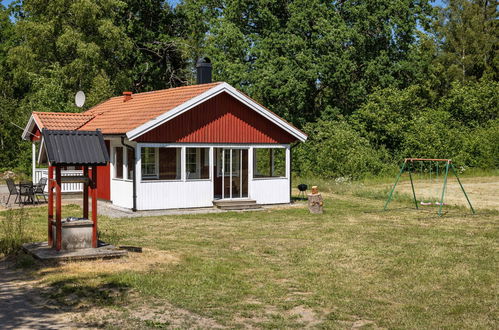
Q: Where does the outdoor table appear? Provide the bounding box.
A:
[19,182,35,205]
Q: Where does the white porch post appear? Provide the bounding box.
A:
[181,146,186,181]
[209,146,214,180]
[286,145,291,203]
[248,147,253,198]
[285,145,291,179]
[135,144,142,210]
[32,142,36,181]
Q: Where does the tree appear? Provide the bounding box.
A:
[433,0,498,83]
[7,0,133,114]
[181,0,434,125]
[118,0,188,91]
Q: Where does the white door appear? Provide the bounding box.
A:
[214,148,248,199]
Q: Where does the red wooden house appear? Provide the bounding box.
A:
[23,59,307,210]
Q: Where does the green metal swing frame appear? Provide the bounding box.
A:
[384,158,475,216]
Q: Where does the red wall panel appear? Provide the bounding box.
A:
[96,140,111,200]
[136,92,297,144]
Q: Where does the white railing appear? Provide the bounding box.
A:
[34,168,84,193]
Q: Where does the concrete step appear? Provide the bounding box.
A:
[218,204,262,210]
[213,199,261,210]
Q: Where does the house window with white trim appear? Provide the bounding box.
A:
[114,147,123,179]
[159,148,181,180]
[141,147,158,179]
[141,147,181,180]
[253,148,285,178]
[186,148,209,180]
[126,148,134,180]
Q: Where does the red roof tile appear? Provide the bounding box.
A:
[33,112,94,131]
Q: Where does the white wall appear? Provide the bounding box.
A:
[111,179,133,208]
[136,180,213,210]
[250,178,290,204]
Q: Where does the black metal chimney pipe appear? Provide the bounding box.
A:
[196,57,212,84]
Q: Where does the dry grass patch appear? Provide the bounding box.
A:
[387,176,499,210]
[38,248,180,278]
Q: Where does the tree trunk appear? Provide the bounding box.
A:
[308,193,324,214]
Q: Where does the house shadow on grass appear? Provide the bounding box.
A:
[0,256,131,329]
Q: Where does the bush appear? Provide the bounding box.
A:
[0,207,31,256]
[456,119,499,168]
[399,110,465,159]
[439,80,499,128]
[294,120,390,179]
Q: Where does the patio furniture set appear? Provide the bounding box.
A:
[5,177,48,205]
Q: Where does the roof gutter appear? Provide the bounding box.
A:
[121,136,137,212]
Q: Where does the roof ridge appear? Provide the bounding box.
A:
[33,111,94,117]
[127,82,222,97]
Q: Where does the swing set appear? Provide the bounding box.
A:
[384,158,475,216]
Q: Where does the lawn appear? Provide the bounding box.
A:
[1,178,498,329]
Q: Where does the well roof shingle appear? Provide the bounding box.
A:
[42,130,109,166]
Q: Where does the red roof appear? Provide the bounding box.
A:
[33,112,94,130]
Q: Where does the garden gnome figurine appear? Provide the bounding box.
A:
[308,186,324,214]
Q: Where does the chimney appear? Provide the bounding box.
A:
[196,57,212,84]
[123,91,133,102]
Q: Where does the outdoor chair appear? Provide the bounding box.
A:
[33,177,48,203]
[19,180,35,205]
[5,179,20,205]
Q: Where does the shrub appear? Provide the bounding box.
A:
[0,207,31,256]
[439,80,499,128]
[456,119,499,168]
[294,120,389,179]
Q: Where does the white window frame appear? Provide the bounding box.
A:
[141,147,159,179]
[252,147,287,179]
[124,147,135,181]
[185,147,210,180]
[113,146,125,180]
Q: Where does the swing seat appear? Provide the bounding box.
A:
[420,201,432,206]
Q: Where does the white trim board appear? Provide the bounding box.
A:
[126,82,307,142]
[22,114,38,141]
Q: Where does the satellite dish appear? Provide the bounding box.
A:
[75,91,86,107]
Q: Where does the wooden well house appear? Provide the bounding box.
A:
[40,129,109,251]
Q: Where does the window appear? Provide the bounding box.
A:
[115,147,123,179]
[186,148,209,179]
[127,148,134,180]
[159,148,181,180]
[141,147,158,178]
[253,148,286,178]
[141,147,181,180]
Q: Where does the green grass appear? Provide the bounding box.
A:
[1,185,498,328]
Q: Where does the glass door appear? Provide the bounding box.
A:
[214,148,248,199]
